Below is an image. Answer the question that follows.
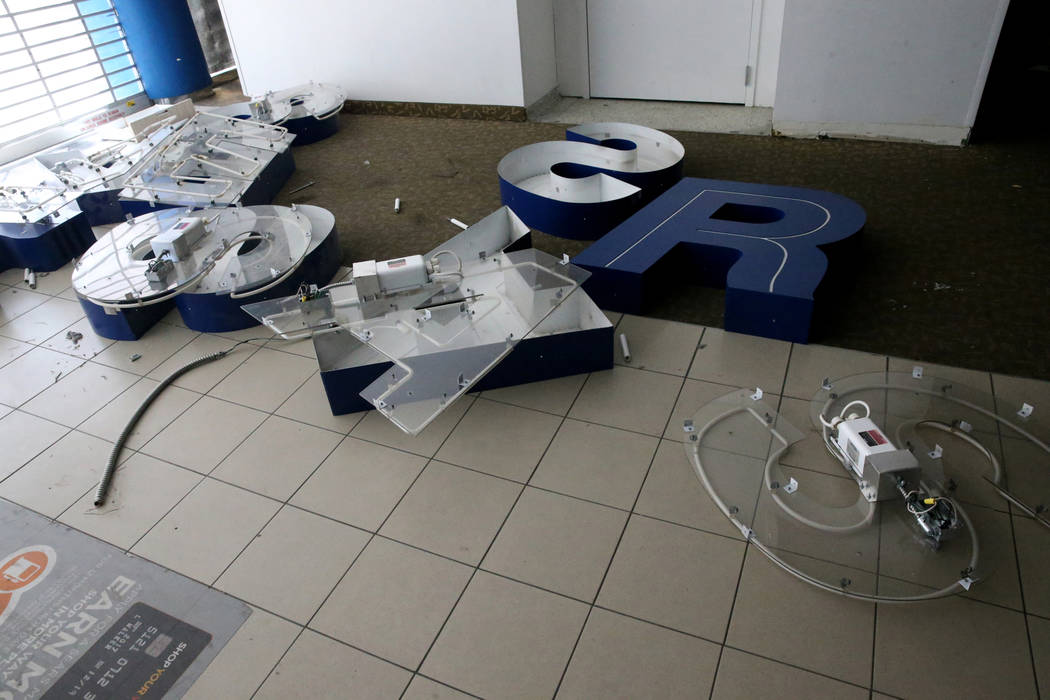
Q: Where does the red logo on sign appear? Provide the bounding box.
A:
[0,545,57,625]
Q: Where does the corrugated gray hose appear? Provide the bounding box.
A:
[93,348,232,507]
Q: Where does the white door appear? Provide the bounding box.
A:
[587,0,754,104]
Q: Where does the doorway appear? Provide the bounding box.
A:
[556,0,764,105]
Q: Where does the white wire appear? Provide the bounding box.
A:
[838,399,871,420]
[430,271,464,285]
[684,403,981,603]
[430,249,462,274]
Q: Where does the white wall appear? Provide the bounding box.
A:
[218,0,526,106]
[517,0,558,107]
[773,0,1008,144]
[553,0,588,98]
[753,0,784,107]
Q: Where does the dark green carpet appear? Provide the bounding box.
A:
[272,114,1050,380]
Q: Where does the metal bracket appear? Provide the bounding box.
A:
[783,477,799,494]
[958,576,975,591]
[929,444,943,459]
[821,377,832,391]
[751,387,763,401]
[912,365,923,379]
[1018,403,1034,419]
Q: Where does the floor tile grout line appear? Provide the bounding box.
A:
[993,373,1043,700]
[78,322,201,380]
[409,673,486,699]
[1,485,936,694]
[15,368,1042,617]
[548,444,658,697]
[269,459,643,535]
[27,507,483,700]
[0,316,254,423]
[0,348,89,411]
[50,443,174,530]
[271,367,363,436]
[0,345,802,454]
[203,395,368,586]
[52,339,270,538]
[24,333,1003,688]
[404,375,593,699]
[34,433,143,525]
[36,315,116,361]
[62,348,217,439]
[552,338,700,699]
[193,428,357,700]
[0,417,75,488]
[227,439,378,699]
[133,341,300,470]
[868,355,889,695]
[45,402,667,570]
[720,642,877,694]
[245,394,480,700]
[4,443,1050,692]
[0,289,54,334]
[706,338,794,699]
[5,300,1047,693]
[250,395,482,700]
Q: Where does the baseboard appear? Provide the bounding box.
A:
[210,67,239,86]
[345,100,526,122]
[772,119,971,146]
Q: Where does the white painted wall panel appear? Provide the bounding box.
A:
[518,0,558,107]
[218,0,526,106]
[773,0,1008,143]
[753,0,784,107]
[553,0,588,97]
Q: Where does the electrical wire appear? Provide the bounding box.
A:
[430,249,462,273]
[684,402,981,603]
[92,335,276,507]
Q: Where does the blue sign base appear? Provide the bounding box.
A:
[176,223,341,333]
[78,210,341,340]
[574,177,866,343]
[284,112,341,145]
[76,296,176,341]
[318,325,613,415]
[241,147,296,205]
[77,189,126,226]
[0,209,95,273]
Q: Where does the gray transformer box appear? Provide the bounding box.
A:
[862,449,921,502]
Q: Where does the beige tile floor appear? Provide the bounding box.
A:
[0,261,1048,700]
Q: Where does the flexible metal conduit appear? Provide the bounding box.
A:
[93,348,233,506]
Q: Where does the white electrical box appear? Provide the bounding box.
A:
[150,217,205,262]
[835,417,897,478]
[376,255,428,292]
[352,260,380,298]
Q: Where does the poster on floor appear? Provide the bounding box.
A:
[0,499,249,699]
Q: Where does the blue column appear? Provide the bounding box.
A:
[112,0,211,100]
